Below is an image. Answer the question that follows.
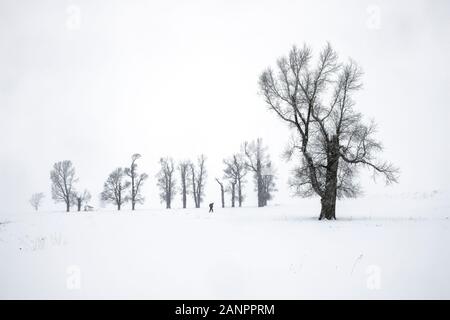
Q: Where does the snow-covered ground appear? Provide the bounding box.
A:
[1,193,449,299]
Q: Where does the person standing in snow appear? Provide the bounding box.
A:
[209,202,214,213]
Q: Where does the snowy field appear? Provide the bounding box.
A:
[1,193,449,300]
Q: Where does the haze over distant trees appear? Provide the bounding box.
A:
[259,43,398,219]
[29,193,45,211]
[243,139,276,207]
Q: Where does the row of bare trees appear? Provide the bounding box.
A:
[216,138,277,208]
[46,154,148,212]
[156,155,207,209]
[44,154,209,212]
[41,140,278,212]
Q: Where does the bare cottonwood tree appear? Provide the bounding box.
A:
[178,160,190,209]
[29,193,45,211]
[259,43,398,220]
[223,154,247,207]
[50,160,78,212]
[101,168,130,211]
[243,139,275,207]
[215,178,225,208]
[190,155,207,208]
[125,154,148,210]
[156,157,176,209]
[71,189,91,212]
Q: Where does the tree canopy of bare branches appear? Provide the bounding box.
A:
[190,155,207,208]
[243,138,276,207]
[50,160,78,212]
[259,43,398,220]
[156,157,176,209]
[101,168,130,211]
[125,153,148,210]
[30,193,45,211]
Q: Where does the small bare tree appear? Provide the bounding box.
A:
[71,189,91,212]
[178,160,190,209]
[215,178,225,208]
[50,160,78,212]
[101,168,130,211]
[223,154,247,207]
[243,139,275,207]
[156,157,176,209]
[125,154,148,210]
[190,155,207,208]
[259,43,398,220]
[29,193,45,211]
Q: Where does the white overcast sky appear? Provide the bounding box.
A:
[0,0,449,214]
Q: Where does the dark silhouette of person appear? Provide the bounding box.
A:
[209,202,214,213]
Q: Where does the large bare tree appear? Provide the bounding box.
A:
[223,154,247,207]
[178,160,190,209]
[29,193,45,211]
[156,157,176,209]
[259,43,398,220]
[190,155,207,208]
[101,168,130,211]
[50,160,78,212]
[243,139,275,207]
[125,154,148,210]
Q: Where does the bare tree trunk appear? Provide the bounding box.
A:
[118,203,121,211]
[319,136,339,220]
[182,181,187,208]
[77,198,81,212]
[216,179,225,208]
[257,173,264,207]
[191,170,198,208]
[66,201,70,212]
[196,193,200,208]
[231,182,236,208]
[167,184,171,209]
[238,178,242,207]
